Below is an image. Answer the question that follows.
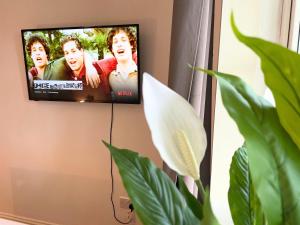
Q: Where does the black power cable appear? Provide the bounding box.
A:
[109,102,133,224]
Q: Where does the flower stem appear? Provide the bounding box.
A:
[195,179,206,200]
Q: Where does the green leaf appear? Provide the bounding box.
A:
[103,141,200,225]
[178,176,203,220]
[231,14,300,150]
[205,71,300,225]
[228,146,265,225]
[201,190,220,225]
[178,178,219,225]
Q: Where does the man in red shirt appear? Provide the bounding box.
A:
[60,35,111,102]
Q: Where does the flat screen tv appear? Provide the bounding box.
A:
[21,24,140,104]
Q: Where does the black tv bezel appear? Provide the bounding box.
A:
[21,24,141,104]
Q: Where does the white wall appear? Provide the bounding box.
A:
[290,0,300,51]
[0,0,173,224]
[211,0,283,224]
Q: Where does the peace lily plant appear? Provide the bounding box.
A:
[143,73,207,193]
[104,16,300,225]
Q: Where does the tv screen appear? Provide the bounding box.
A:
[21,24,140,104]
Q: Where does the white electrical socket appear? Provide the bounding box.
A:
[120,196,131,209]
[120,196,136,223]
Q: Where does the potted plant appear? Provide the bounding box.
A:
[104,16,300,225]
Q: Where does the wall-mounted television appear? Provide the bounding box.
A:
[21,24,140,104]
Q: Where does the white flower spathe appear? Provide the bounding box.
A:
[143,72,207,180]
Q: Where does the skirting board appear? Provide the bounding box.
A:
[0,213,60,225]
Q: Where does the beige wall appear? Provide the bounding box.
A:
[211,0,284,224]
[0,0,174,224]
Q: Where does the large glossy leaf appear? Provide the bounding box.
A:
[178,176,203,220]
[228,146,265,225]
[231,15,300,150]
[103,141,200,225]
[200,70,300,225]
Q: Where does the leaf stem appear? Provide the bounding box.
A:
[196,179,206,200]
